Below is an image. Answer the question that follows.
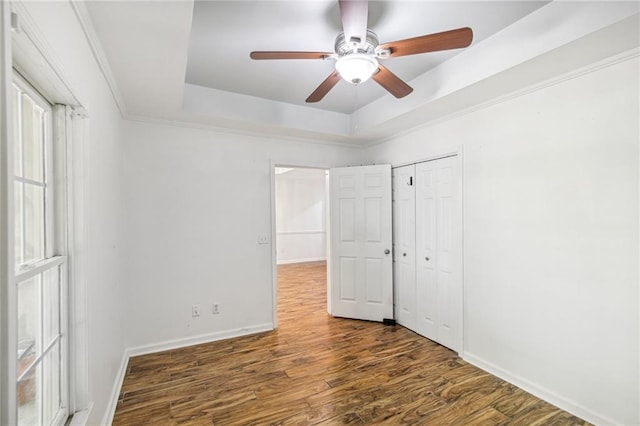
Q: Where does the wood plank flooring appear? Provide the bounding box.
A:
[113,261,590,425]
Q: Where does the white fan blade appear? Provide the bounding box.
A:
[338,0,368,49]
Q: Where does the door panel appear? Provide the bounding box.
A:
[364,197,382,241]
[416,161,437,340]
[339,199,356,241]
[339,257,357,301]
[438,269,452,330]
[392,166,416,330]
[365,258,384,303]
[435,156,460,350]
[330,165,393,321]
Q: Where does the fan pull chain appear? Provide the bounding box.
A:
[353,83,360,132]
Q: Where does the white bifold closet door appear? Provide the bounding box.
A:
[393,156,462,352]
[393,165,416,330]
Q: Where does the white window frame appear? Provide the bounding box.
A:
[2,3,91,425]
[13,72,70,426]
[13,71,54,266]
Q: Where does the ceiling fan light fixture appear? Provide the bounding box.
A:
[335,54,378,85]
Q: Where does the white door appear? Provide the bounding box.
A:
[330,165,393,322]
[416,156,462,351]
[415,160,438,340]
[392,165,416,330]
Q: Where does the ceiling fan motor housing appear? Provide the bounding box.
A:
[335,30,379,55]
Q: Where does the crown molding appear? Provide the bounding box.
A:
[123,114,367,149]
[69,0,127,117]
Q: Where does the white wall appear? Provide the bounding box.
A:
[275,168,327,264]
[15,2,126,425]
[365,56,639,425]
[121,121,360,350]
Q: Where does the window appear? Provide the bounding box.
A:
[13,74,68,426]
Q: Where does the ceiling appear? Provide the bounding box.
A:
[185,1,546,114]
[82,1,640,145]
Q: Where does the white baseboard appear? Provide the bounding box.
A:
[277,257,326,265]
[462,351,617,426]
[126,323,274,357]
[102,323,274,425]
[101,353,128,426]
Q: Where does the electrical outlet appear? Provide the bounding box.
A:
[192,305,200,317]
[212,303,220,315]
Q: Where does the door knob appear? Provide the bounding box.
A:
[403,253,407,257]
[425,257,430,261]
[384,249,390,255]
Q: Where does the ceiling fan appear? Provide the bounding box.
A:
[250,0,473,103]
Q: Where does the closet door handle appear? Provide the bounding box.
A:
[384,249,390,255]
[403,253,407,257]
[425,257,430,261]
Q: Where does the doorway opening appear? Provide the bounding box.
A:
[272,166,330,327]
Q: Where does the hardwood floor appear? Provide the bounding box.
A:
[113,261,590,425]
